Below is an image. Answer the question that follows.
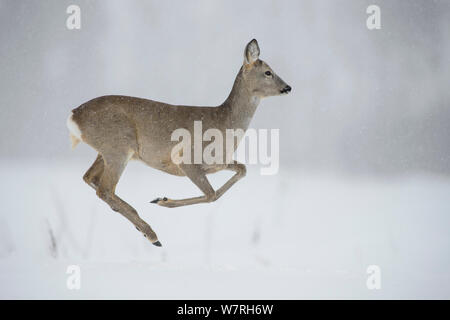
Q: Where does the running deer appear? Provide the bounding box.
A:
[67,39,291,246]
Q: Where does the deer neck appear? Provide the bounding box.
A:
[222,67,260,131]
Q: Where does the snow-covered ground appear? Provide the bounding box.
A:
[0,160,449,299]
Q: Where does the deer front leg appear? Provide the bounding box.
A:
[151,162,246,208]
[214,161,246,199]
[151,164,215,208]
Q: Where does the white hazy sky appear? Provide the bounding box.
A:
[1,0,449,175]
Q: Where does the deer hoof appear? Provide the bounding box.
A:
[152,241,162,247]
[150,197,168,204]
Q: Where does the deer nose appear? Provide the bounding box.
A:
[281,85,291,94]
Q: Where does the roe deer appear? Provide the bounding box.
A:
[67,39,291,246]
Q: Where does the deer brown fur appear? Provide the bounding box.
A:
[67,39,291,246]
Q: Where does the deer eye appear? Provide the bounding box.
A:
[265,71,272,76]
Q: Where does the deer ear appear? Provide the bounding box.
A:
[244,39,260,65]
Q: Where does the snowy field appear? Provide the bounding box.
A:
[0,159,449,299]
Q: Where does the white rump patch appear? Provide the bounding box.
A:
[66,111,82,140]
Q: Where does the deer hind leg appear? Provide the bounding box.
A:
[83,153,104,190]
[151,162,246,208]
[97,151,161,246]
